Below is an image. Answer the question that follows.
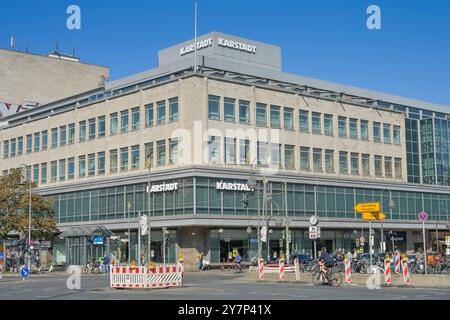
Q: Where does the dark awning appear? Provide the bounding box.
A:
[59,225,114,238]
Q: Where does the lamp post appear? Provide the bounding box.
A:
[146,157,152,264]
[246,159,260,258]
[127,201,132,264]
[20,164,32,269]
[381,188,395,253]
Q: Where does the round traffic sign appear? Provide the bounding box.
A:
[418,212,428,222]
[20,266,29,278]
[309,215,319,226]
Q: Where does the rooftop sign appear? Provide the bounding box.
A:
[179,37,256,56]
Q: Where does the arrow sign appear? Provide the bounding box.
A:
[362,212,386,221]
[353,202,381,213]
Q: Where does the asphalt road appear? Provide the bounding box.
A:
[0,271,449,300]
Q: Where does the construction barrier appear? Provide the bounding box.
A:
[258,259,264,281]
[401,260,411,285]
[110,264,183,289]
[344,256,352,284]
[385,258,392,284]
[293,258,300,282]
[279,259,285,282]
[394,251,400,274]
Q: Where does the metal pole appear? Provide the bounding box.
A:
[28,177,32,269]
[313,240,317,260]
[138,211,141,262]
[423,221,427,274]
[266,218,270,260]
[163,227,166,264]
[194,0,198,72]
[369,221,373,272]
[436,223,439,254]
[284,182,289,259]
[127,203,131,264]
[147,164,151,264]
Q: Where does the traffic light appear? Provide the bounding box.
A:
[242,194,249,208]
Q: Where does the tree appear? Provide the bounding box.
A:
[0,168,57,240]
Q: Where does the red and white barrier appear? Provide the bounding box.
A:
[394,251,400,273]
[385,259,392,284]
[110,264,183,289]
[258,260,264,281]
[344,256,352,284]
[401,261,411,285]
[279,259,285,282]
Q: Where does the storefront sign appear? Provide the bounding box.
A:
[217,38,256,54]
[386,231,406,242]
[216,181,253,192]
[180,38,213,56]
[93,236,104,245]
[147,182,179,193]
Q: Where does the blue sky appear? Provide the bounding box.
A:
[1,0,449,106]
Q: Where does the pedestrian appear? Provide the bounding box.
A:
[140,254,145,267]
[103,255,110,274]
[198,252,203,270]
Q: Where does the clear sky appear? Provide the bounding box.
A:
[1,0,449,106]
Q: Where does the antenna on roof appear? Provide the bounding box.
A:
[72,46,76,57]
[10,34,15,49]
[26,40,29,53]
[194,0,198,73]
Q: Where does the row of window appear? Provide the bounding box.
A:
[207,137,403,178]
[1,98,179,159]
[207,95,401,144]
[11,138,180,184]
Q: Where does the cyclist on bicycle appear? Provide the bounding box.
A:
[318,247,335,274]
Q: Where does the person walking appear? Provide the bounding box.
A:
[139,254,145,267]
[103,255,110,275]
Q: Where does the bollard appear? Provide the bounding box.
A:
[344,255,352,284]
[258,258,264,281]
[385,257,392,284]
[279,258,285,282]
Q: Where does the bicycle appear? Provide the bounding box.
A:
[312,262,343,287]
[232,262,244,273]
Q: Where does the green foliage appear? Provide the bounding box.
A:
[0,168,57,239]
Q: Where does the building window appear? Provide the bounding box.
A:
[239,100,250,124]
[145,142,154,168]
[395,158,402,178]
[79,121,86,142]
[169,97,179,123]
[338,117,347,138]
[339,151,348,174]
[18,137,23,155]
[10,138,16,157]
[33,164,39,183]
[79,155,86,178]
[98,152,105,175]
[110,150,118,173]
[271,143,281,168]
[26,134,32,153]
[324,114,333,136]
[373,122,381,142]
[157,140,166,166]
[224,137,236,164]
[60,126,66,146]
[68,157,75,179]
[51,161,57,182]
[208,136,220,163]
[68,124,75,144]
[325,149,334,173]
[145,104,154,127]
[351,153,359,175]
[131,145,140,169]
[88,118,96,140]
[349,118,358,139]
[131,107,140,130]
[34,132,40,152]
[360,120,369,141]
[383,124,391,143]
[98,116,106,137]
[208,95,220,120]
[51,129,58,149]
[59,159,66,181]
[393,125,401,145]
[88,153,96,176]
[224,97,235,122]
[157,101,166,125]
[284,107,294,130]
[300,147,310,171]
[169,138,179,165]
[25,166,31,181]
[110,113,118,135]
[270,105,281,128]
[385,156,392,177]
[257,141,268,166]
[239,139,250,165]
[121,110,129,133]
[374,155,383,177]
[313,148,322,172]
[312,112,321,134]
[3,140,9,159]
[120,147,129,171]
[40,163,47,184]
[256,103,267,127]
[285,144,295,169]
[362,154,370,176]
[299,110,309,133]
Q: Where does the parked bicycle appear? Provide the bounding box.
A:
[82,260,101,274]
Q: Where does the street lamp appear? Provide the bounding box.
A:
[20,164,32,270]
[381,188,395,253]
[127,201,132,264]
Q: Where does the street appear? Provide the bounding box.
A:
[0,271,449,300]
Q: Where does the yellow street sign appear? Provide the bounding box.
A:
[362,212,386,221]
[353,202,380,213]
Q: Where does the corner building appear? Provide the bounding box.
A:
[1,32,449,270]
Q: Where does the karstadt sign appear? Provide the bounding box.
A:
[180,37,257,56]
